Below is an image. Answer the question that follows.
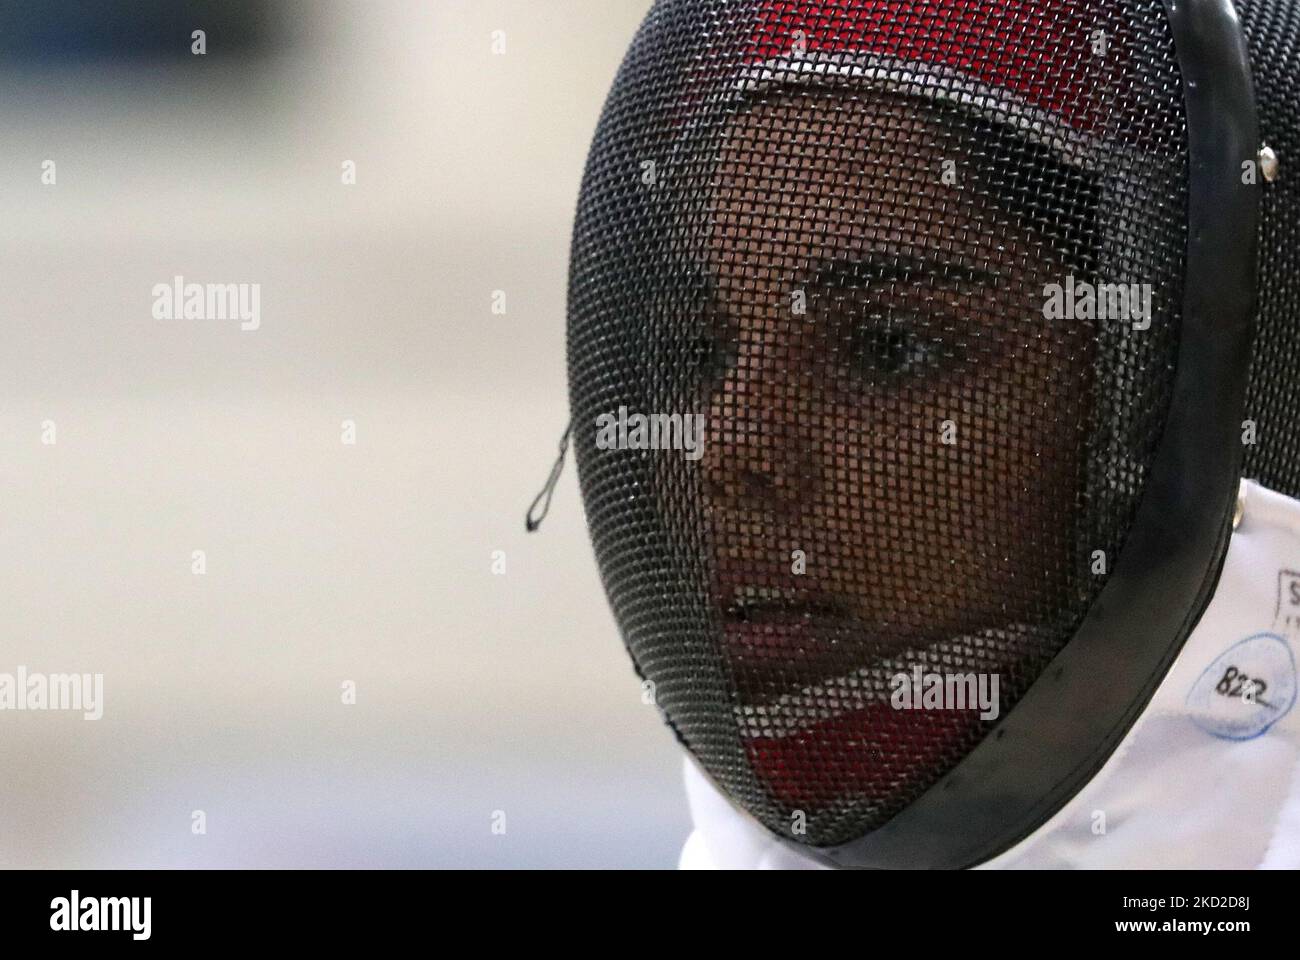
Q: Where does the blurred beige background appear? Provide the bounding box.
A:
[0,0,688,868]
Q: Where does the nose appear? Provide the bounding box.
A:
[699,325,821,514]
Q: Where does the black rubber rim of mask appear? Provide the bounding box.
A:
[781,0,1264,870]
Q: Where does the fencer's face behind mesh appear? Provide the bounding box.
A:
[569,0,1189,847]
[701,90,1094,690]
[691,90,1098,813]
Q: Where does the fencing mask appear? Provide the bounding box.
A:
[564,0,1300,868]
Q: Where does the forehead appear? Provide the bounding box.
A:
[719,86,943,148]
[705,87,1057,274]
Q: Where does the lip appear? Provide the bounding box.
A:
[713,578,876,695]
[722,584,850,626]
[712,554,935,697]
[719,606,860,660]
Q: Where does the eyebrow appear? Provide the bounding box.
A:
[804,254,1003,290]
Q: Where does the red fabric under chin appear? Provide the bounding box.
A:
[745,701,985,816]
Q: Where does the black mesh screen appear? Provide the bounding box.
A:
[1238,0,1300,497]
[568,0,1188,847]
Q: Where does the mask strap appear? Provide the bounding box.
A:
[525,422,572,532]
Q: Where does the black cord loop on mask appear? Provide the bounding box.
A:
[525,422,572,532]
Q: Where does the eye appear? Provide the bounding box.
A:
[690,326,738,386]
[848,312,941,380]
[677,270,737,388]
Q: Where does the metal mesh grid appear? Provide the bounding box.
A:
[569,0,1189,846]
[1238,0,1300,498]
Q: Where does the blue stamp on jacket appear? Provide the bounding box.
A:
[1186,633,1297,740]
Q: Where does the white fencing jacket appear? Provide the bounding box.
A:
[680,479,1300,870]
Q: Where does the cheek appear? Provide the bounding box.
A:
[961,351,1092,529]
[1027,345,1093,448]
